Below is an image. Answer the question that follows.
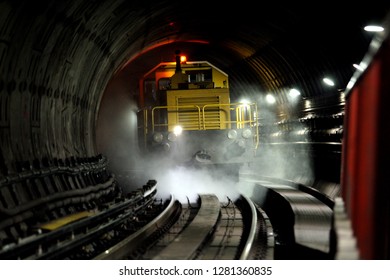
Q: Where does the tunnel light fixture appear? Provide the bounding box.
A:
[239,98,250,105]
[346,76,357,90]
[265,94,276,104]
[288,88,301,98]
[352,61,367,72]
[364,25,384,32]
[239,98,251,109]
[323,77,335,86]
[353,63,365,72]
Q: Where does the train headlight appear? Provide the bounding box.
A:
[168,132,177,142]
[242,128,252,139]
[153,132,163,143]
[168,125,182,141]
[238,139,246,148]
[173,125,183,136]
[162,143,170,151]
[227,129,238,139]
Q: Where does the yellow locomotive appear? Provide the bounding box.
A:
[137,51,259,168]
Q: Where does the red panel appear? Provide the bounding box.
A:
[354,64,380,259]
[341,87,359,216]
[342,40,390,259]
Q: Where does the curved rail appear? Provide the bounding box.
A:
[153,194,220,260]
[238,194,258,260]
[94,194,179,260]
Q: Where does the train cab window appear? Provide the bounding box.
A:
[187,70,212,83]
[144,79,156,105]
[158,78,171,90]
[187,70,213,89]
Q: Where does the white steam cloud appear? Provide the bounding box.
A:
[150,164,241,204]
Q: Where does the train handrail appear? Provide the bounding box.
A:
[138,102,260,150]
[139,103,259,150]
[202,102,259,149]
[146,103,257,130]
[202,102,257,129]
[151,105,202,132]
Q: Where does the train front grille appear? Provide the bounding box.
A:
[177,96,221,130]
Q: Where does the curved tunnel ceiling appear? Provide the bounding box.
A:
[111,1,390,112]
[0,0,390,170]
[120,2,390,92]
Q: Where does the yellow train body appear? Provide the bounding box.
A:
[137,55,258,166]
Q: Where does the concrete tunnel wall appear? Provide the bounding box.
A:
[0,1,162,176]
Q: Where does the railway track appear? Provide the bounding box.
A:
[0,173,334,260]
[0,180,161,260]
[98,193,274,260]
